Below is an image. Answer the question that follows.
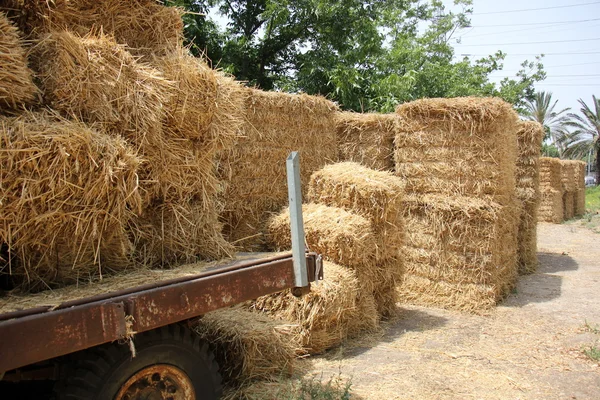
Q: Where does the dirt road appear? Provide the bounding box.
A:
[306,222,600,399]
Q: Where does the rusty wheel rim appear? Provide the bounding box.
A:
[115,364,195,400]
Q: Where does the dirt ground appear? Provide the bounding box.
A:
[304,222,600,400]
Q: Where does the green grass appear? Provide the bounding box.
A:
[586,186,600,213]
[584,320,600,334]
[583,345,600,362]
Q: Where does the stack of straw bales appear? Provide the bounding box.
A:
[515,121,543,274]
[251,261,378,354]
[307,162,405,316]
[0,12,37,112]
[560,160,580,220]
[5,0,183,58]
[538,157,563,223]
[221,89,338,250]
[0,113,141,287]
[335,112,397,171]
[395,97,520,311]
[1,0,244,288]
[194,307,302,384]
[574,161,587,216]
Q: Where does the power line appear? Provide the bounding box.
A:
[494,74,600,78]
[460,21,600,40]
[469,17,600,27]
[472,1,600,15]
[537,83,600,86]
[546,61,600,68]
[459,37,600,46]
[461,50,600,56]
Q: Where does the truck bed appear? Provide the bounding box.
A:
[0,252,321,374]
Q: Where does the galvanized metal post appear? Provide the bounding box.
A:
[286,152,309,289]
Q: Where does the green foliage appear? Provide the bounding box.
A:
[542,143,560,158]
[164,1,546,112]
[562,95,600,182]
[586,186,600,213]
[583,345,600,362]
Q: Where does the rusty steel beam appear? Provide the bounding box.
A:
[0,253,320,374]
[0,302,127,373]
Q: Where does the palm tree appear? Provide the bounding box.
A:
[562,95,600,182]
[522,91,570,157]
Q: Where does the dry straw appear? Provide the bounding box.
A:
[194,306,302,384]
[515,121,543,274]
[538,157,563,223]
[250,261,379,354]
[574,161,587,216]
[394,97,520,310]
[221,88,339,250]
[395,97,519,202]
[335,112,397,171]
[308,162,405,262]
[30,0,183,58]
[0,112,141,289]
[0,12,37,112]
[560,160,586,220]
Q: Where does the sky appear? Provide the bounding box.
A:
[445,0,600,114]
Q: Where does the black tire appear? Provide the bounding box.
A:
[56,324,222,400]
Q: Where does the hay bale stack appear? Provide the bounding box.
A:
[538,157,563,223]
[574,161,587,216]
[0,12,37,112]
[335,112,397,171]
[221,89,338,250]
[394,97,520,310]
[0,113,141,289]
[19,0,183,57]
[515,121,543,274]
[251,262,379,354]
[307,162,405,317]
[395,97,518,201]
[32,31,236,266]
[401,194,519,310]
[194,307,302,384]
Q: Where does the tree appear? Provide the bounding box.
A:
[562,95,600,182]
[522,91,570,157]
[164,1,545,112]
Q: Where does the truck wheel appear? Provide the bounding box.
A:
[56,324,222,400]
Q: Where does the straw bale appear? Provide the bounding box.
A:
[153,49,218,144]
[538,189,563,223]
[560,160,580,193]
[221,88,338,250]
[32,30,172,142]
[573,161,587,216]
[194,306,302,384]
[515,121,543,274]
[0,113,141,288]
[395,97,519,201]
[402,194,518,289]
[266,203,399,317]
[267,203,376,270]
[26,0,183,57]
[538,157,564,223]
[0,12,37,112]
[130,200,233,268]
[307,162,405,262]
[563,192,575,220]
[398,275,497,312]
[335,112,397,171]
[250,262,379,354]
[575,189,586,216]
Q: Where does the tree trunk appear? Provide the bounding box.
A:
[596,147,600,185]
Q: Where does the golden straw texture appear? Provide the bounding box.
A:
[221,88,339,250]
[335,112,397,171]
[0,12,37,112]
[194,306,302,384]
[538,157,563,223]
[0,113,141,289]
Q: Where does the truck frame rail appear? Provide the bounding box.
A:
[0,252,322,374]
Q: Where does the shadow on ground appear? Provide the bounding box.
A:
[503,251,579,307]
[326,307,448,359]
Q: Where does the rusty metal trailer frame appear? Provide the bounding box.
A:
[0,252,322,375]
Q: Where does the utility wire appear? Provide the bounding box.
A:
[469,17,600,27]
[461,21,600,39]
[472,1,600,15]
[459,37,600,46]
[461,50,600,56]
